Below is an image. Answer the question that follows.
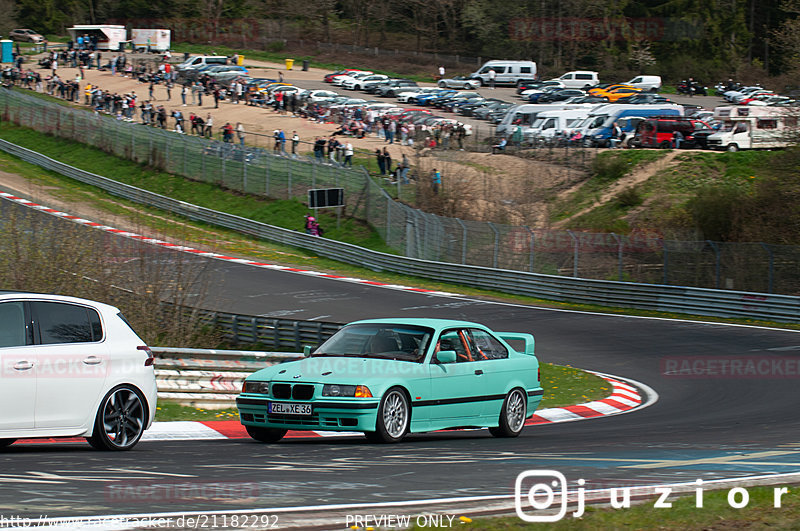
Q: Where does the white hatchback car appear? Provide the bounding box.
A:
[0,293,157,451]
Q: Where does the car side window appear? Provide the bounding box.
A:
[468,329,509,360]
[0,301,28,348]
[439,329,473,363]
[33,302,101,344]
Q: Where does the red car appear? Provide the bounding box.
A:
[637,117,712,149]
[323,69,367,83]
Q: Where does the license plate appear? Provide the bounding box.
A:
[269,402,312,416]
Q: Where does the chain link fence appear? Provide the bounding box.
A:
[2,87,800,295]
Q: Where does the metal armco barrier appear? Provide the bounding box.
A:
[153,347,303,405]
[1,138,799,323]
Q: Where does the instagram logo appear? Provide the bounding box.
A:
[515,470,584,522]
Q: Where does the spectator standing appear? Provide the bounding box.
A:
[314,137,326,162]
[291,131,299,156]
[383,148,392,177]
[236,122,245,145]
[205,114,214,137]
[343,141,353,167]
[672,129,683,149]
[488,68,496,89]
[166,81,172,101]
[438,65,445,80]
[432,168,441,193]
[376,148,386,175]
[399,153,410,184]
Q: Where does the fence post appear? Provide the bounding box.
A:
[567,230,578,277]
[456,218,467,264]
[294,321,301,351]
[525,226,535,273]
[611,233,623,281]
[222,155,226,185]
[760,242,775,294]
[288,159,292,198]
[231,314,240,344]
[243,157,248,192]
[183,137,188,175]
[707,240,721,289]
[386,196,391,243]
[662,239,669,285]
[251,317,258,344]
[273,319,280,349]
[488,222,500,269]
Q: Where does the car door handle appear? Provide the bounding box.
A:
[13,361,34,371]
[474,369,484,375]
[83,356,102,365]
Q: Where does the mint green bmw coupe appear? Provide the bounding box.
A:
[236,318,542,443]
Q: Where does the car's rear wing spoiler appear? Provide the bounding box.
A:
[496,332,535,356]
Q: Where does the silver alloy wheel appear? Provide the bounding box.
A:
[382,390,409,439]
[102,387,145,449]
[505,389,526,433]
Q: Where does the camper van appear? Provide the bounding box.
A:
[528,109,592,140]
[131,29,171,52]
[706,106,797,151]
[470,60,538,87]
[67,25,127,51]
[495,103,598,137]
[576,103,684,146]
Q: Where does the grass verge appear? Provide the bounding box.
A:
[447,485,799,529]
[153,363,611,421]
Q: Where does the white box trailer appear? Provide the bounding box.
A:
[67,25,127,51]
[131,29,171,52]
[707,106,798,151]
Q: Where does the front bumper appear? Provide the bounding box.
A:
[236,395,380,432]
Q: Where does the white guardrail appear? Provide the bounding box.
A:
[154,347,302,406]
[1,139,799,323]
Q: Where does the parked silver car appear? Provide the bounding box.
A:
[438,76,480,90]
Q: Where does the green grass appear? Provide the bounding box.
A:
[551,151,667,223]
[155,402,240,421]
[659,151,769,194]
[0,121,392,252]
[446,485,800,529]
[153,363,609,421]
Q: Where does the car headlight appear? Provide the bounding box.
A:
[243,381,270,395]
[322,384,373,398]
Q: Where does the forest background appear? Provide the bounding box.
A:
[5,0,800,87]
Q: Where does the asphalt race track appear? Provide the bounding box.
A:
[2,246,800,524]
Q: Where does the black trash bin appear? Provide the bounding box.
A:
[118,42,125,52]
[184,52,190,61]
[302,60,309,71]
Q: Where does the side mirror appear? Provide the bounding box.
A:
[303,345,312,357]
[436,350,457,364]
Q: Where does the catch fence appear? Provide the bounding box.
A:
[2,87,799,295]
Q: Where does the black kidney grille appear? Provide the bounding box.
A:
[292,384,314,400]
[272,383,291,399]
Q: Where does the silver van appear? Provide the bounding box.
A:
[177,55,229,72]
[470,60,538,87]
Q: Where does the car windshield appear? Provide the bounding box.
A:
[312,324,433,362]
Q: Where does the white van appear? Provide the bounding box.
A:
[625,75,662,92]
[549,71,599,89]
[496,103,598,136]
[470,60,537,87]
[177,55,229,72]
[528,109,592,139]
